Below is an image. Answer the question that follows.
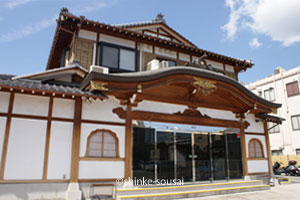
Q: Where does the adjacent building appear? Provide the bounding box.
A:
[0,9,281,200]
[247,66,300,156]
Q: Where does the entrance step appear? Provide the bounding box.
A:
[116,180,269,200]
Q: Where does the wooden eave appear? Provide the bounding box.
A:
[81,67,280,114]
[46,12,254,72]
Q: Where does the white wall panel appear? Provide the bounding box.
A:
[0,92,10,113]
[82,96,125,122]
[79,161,124,179]
[78,29,97,41]
[47,121,73,180]
[100,34,135,48]
[52,98,75,119]
[206,60,224,71]
[248,160,269,173]
[5,118,47,180]
[179,53,190,62]
[140,44,153,53]
[245,114,264,133]
[0,117,7,168]
[80,123,125,157]
[245,135,267,158]
[154,47,177,59]
[13,94,49,116]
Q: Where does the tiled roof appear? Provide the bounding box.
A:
[0,75,105,99]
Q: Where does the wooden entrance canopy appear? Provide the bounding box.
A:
[81,66,281,115]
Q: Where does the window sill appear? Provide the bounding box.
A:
[80,157,125,161]
[247,157,268,160]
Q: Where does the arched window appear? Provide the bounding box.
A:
[248,139,264,158]
[86,129,120,158]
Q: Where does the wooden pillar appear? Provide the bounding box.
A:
[124,106,132,179]
[240,114,248,177]
[70,97,82,182]
[42,96,54,180]
[0,92,14,180]
[263,120,272,175]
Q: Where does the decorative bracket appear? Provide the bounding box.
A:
[193,78,217,95]
[90,80,108,92]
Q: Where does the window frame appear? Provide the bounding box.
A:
[286,81,300,97]
[97,42,137,72]
[264,87,275,101]
[268,122,280,133]
[248,138,265,159]
[291,115,300,131]
[85,129,120,159]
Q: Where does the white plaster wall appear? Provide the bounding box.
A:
[0,117,7,168]
[245,135,267,158]
[135,100,238,121]
[0,92,10,113]
[79,161,124,179]
[154,47,176,59]
[52,98,75,119]
[269,133,283,150]
[225,64,235,72]
[78,29,97,41]
[82,96,125,123]
[244,114,264,133]
[100,34,135,48]
[80,123,125,157]
[47,121,73,180]
[140,43,153,53]
[247,160,269,173]
[5,118,47,180]
[178,53,190,62]
[13,94,49,116]
[206,59,224,71]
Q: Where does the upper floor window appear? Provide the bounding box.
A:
[286,81,299,97]
[248,139,264,158]
[272,150,283,156]
[291,115,300,131]
[268,122,280,133]
[264,88,275,101]
[86,129,120,158]
[97,42,136,72]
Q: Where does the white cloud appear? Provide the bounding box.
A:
[222,0,300,46]
[0,2,109,43]
[249,37,262,48]
[0,15,56,43]
[5,0,35,9]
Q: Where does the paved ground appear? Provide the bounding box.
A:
[180,176,300,200]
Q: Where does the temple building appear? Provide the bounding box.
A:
[0,9,282,200]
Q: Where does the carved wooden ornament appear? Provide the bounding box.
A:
[193,78,217,95]
[90,80,108,92]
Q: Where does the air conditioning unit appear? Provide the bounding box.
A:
[89,65,109,74]
[274,67,284,75]
[147,59,160,71]
[160,60,169,68]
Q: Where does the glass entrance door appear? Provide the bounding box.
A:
[194,133,210,181]
[211,133,227,180]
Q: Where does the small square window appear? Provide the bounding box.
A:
[286,81,299,97]
[291,115,300,131]
[264,88,275,101]
[272,150,283,156]
[268,122,280,133]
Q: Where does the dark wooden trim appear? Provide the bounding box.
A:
[152,45,155,54]
[80,157,125,161]
[12,114,48,120]
[92,183,115,187]
[70,97,82,182]
[0,92,14,180]
[263,120,272,175]
[84,129,120,158]
[245,132,265,136]
[81,119,125,126]
[124,106,132,179]
[42,97,54,180]
[240,115,248,177]
[113,107,248,129]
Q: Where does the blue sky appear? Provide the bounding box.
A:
[0,0,300,84]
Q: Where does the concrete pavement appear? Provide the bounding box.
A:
[180,182,300,200]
